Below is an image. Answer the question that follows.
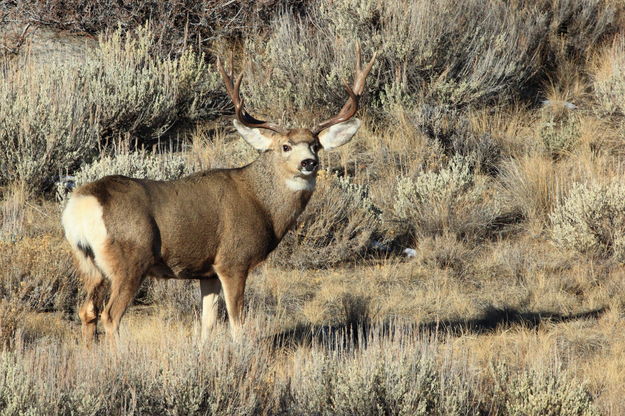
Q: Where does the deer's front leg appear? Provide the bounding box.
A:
[200,276,221,342]
[215,266,247,339]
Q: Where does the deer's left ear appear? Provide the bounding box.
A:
[318,118,361,150]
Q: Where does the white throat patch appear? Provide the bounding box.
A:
[285,176,316,192]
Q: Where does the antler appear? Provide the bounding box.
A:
[217,55,289,135]
[312,43,377,135]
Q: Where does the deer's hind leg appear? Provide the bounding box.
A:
[97,241,152,348]
[74,253,106,347]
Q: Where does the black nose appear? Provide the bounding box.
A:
[301,159,318,171]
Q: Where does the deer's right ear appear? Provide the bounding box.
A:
[233,120,273,151]
[318,118,361,150]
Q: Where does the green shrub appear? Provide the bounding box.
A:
[550,180,625,261]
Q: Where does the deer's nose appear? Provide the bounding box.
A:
[301,159,318,171]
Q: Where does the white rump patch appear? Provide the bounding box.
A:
[285,177,316,192]
[62,194,108,263]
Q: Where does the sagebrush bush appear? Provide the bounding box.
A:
[242,12,348,125]
[243,0,550,124]
[551,180,625,261]
[414,105,502,174]
[0,319,600,415]
[323,0,550,110]
[57,148,193,200]
[291,347,448,415]
[539,106,581,158]
[501,367,599,416]
[540,0,617,61]
[90,26,222,137]
[0,327,277,415]
[0,25,220,193]
[391,156,500,242]
[0,58,101,193]
[271,173,380,269]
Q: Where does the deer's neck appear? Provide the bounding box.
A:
[239,152,315,240]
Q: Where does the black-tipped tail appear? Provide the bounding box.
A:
[77,241,95,260]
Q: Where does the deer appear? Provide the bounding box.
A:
[62,45,376,346]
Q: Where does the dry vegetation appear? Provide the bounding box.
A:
[2,0,625,414]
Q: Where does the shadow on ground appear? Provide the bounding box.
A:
[270,306,607,350]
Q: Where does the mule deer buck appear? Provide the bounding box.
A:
[62,45,376,345]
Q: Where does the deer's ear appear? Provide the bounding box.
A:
[318,118,361,150]
[233,120,273,151]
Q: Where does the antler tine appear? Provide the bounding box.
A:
[353,44,377,95]
[217,55,289,135]
[312,43,377,135]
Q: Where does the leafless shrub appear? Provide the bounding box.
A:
[3,0,312,55]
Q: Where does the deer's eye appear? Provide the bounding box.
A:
[282,144,292,152]
[311,143,320,152]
